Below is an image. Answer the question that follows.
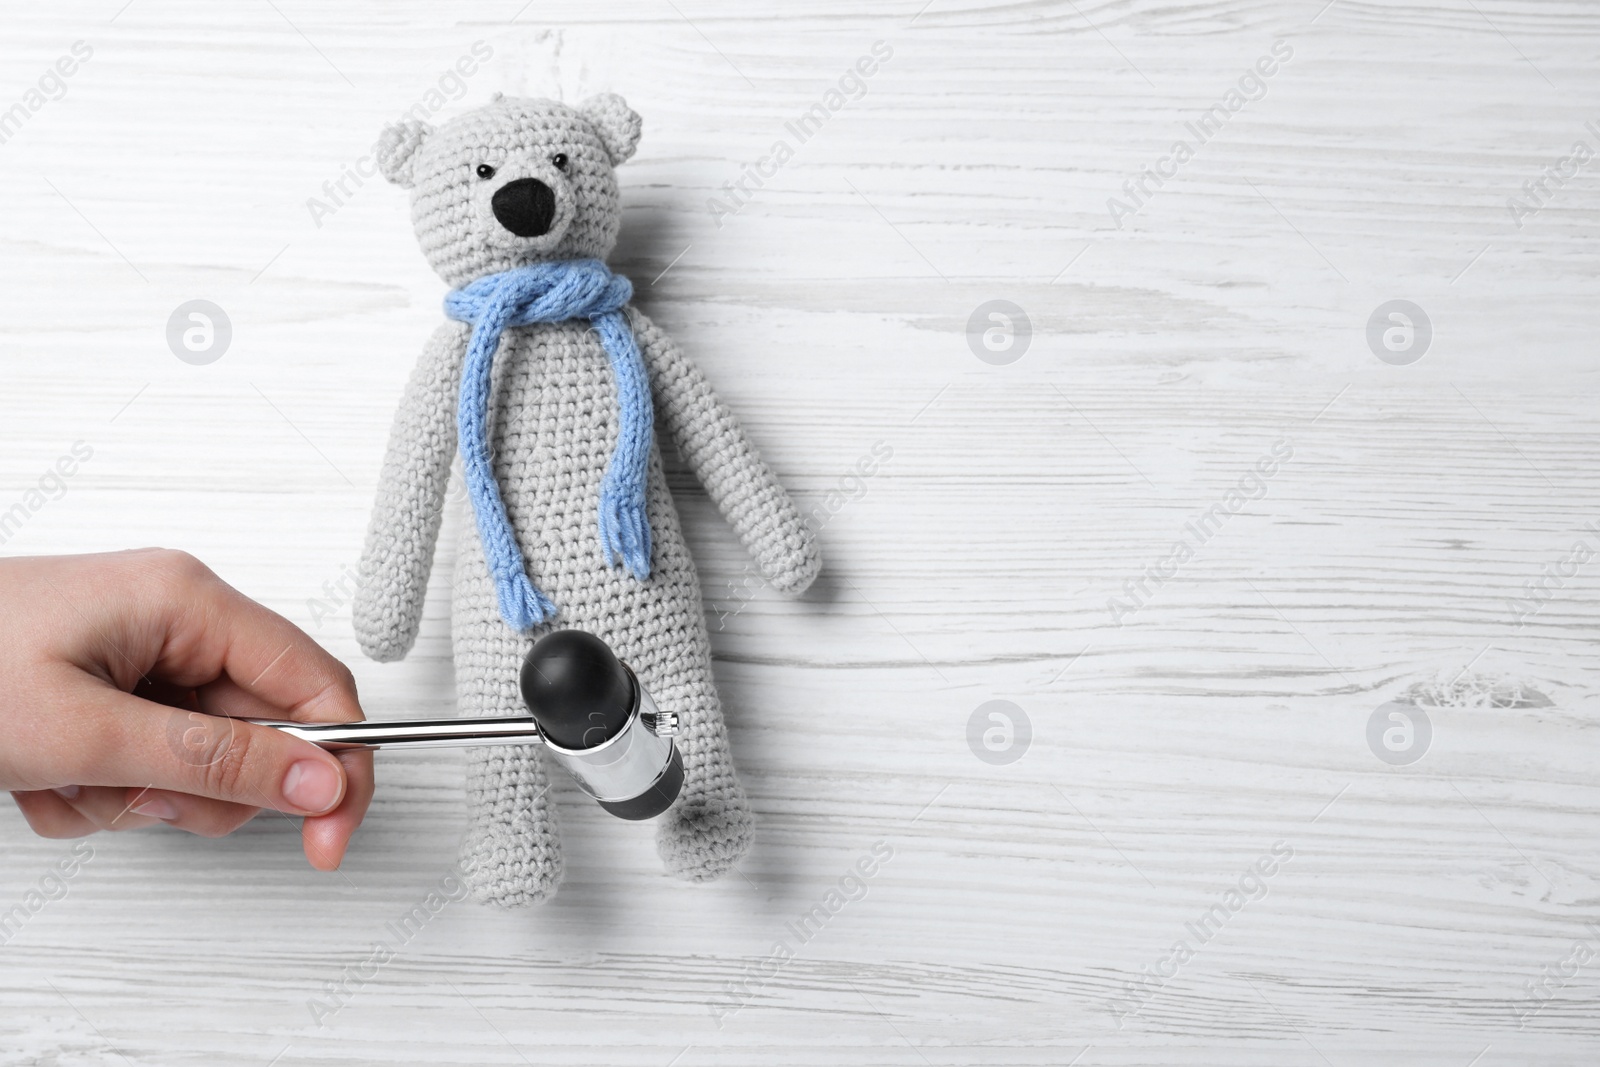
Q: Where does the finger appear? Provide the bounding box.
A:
[40,550,364,727]
[110,787,262,839]
[60,687,351,818]
[10,789,97,839]
[136,552,365,727]
[192,675,293,721]
[135,675,307,726]
[52,785,162,833]
[301,747,374,870]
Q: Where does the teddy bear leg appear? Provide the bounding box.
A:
[642,633,756,882]
[453,552,564,907]
[460,731,563,907]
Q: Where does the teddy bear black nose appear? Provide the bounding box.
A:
[491,178,557,238]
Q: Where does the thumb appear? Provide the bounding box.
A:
[71,690,348,816]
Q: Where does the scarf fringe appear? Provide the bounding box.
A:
[498,572,561,632]
[599,496,652,580]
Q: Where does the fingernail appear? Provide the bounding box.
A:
[282,760,342,814]
[53,785,80,800]
[132,796,178,820]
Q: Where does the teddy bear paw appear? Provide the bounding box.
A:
[656,789,756,882]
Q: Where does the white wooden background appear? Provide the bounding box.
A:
[1,0,1598,1063]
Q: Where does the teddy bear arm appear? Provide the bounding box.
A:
[353,323,468,661]
[627,308,822,596]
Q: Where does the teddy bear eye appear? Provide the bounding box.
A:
[476,164,496,180]
[551,153,568,171]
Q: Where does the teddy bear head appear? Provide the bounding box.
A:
[376,94,642,287]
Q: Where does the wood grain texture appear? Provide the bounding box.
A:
[2,0,1599,1063]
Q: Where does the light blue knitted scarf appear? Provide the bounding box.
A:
[444,258,652,633]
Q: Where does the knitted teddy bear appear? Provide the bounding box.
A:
[352,93,821,907]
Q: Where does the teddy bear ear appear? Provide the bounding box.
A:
[376,119,433,188]
[577,93,642,165]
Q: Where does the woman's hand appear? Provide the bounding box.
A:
[0,549,374,870]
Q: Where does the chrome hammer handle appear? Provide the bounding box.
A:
[247,716,547,751]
